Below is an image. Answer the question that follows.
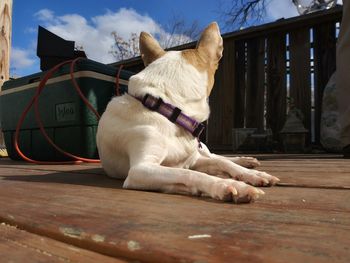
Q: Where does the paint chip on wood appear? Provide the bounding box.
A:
[127,240,141,251]
[7,214,14,220]
[188,234,212,239]
[59,227,84,239]
[91,234,105,243]
[1,222,17,229]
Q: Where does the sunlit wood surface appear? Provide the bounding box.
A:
[0,154,349,262]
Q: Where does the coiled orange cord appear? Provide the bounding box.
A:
[14,58,123,165]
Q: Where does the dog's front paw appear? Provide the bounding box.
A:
[234,169,280,187]
[210,179,265,203]
[230,156,261,168]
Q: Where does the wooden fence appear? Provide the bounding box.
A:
[0,0,13,149]
[113,6,342,151]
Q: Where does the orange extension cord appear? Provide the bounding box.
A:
[14,57,123,165]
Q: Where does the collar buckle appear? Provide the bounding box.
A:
[142,94,163,111]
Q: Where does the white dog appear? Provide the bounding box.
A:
[96,22,279,203]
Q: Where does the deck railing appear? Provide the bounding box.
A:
[113,6,342,151]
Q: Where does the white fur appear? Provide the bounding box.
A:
[97,52,205,178]
[129,51,210,122]
[96,43,279,203]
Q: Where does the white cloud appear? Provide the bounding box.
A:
[34,8,189,64]
[34,8,56,22]
[9,8,194,76]
[266,0,299,21]
[91,8,161,39]
[10,47,36,69]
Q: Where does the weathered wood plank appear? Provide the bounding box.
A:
[0,160,350,262]
[225,155,350,188]
[258,158,350,189]
[221,38,236,145]
[313,22,337,144]
[0,167,122,189]
[0,173,349,263]
[206,53,222,147]
[0,0,12,89]
[259,158,350,188]
[246,37,265,131]
[259,158,350,166]
[233,40,246,128]
[0,223,124,262]
[245,153,343,160]
[265,171,350,189]
[0,159,104,174]
[266,33,287,141]
[289,28,312,142]
[0,0,12,148]
[207,38,236,149]
[1,154,349,190]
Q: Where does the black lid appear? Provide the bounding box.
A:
[37,26,87,71]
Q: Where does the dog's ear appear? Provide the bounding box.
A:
[196,22,223,64]
[139,32,165,67]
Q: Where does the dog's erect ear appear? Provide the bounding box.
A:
[139,32,165,67]
[196,22,223,63]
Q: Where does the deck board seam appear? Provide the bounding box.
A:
[276,184,350,190]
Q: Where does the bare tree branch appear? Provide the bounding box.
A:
[220,0,338,30]
[160,15,201,48]
[110,16,201,61]
[220,0,268,30]
[109,32,140,61]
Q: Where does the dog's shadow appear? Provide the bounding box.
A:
[2,167,125,189]
[2,165,241,204]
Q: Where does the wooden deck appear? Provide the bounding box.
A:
[0,154,349,262]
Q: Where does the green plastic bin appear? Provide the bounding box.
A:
[0,59,133,161]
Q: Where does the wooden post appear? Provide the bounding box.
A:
[0,0,12,151]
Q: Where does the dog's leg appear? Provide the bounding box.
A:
[226,156,261,168]
[199,142,260,168]
[191,156,279,187]
[123,138,264,203]
[124,163,265,203]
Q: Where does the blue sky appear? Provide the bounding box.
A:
[11,0,303,77]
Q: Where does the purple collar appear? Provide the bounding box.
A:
[131,93,205,138]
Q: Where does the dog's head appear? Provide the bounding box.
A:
[128,22,223,121]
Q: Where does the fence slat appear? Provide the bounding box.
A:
[245,38,265,131]
[221,38,236,146]
[207,61,222,147]
[289,28,311,142]
[266,33,287,142]
[313,22,337,144]
[207,38,235,150]
[233,40,246,128]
